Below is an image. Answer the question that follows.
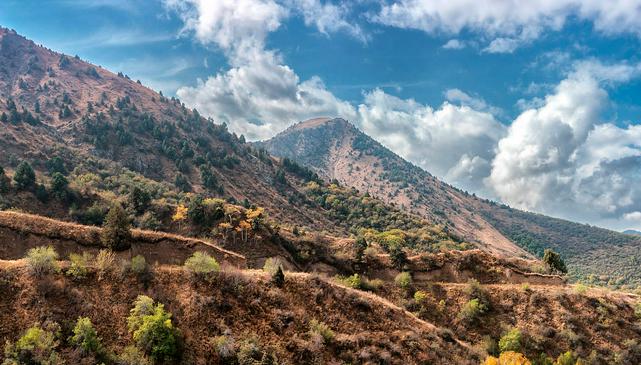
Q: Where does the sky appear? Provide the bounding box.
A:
[3,0,641,231]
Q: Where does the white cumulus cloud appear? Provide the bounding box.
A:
[373,0,641,53]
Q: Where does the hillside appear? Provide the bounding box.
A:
[259,118,641,287]
[0,26,473,256]
[0,211,639,364]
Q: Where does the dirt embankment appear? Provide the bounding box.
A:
[0,264,477,364]
[0,211,246,267]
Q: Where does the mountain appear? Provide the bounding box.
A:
[623,229,641,236]
[259,118,641,287]
[0,27,452,243]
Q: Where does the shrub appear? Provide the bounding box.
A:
[138,211,161,230]
[414,290,429,305]
[101,203,132,250]
[554,351,576,365]
[336,273,362,289]
[635,302,641,320]
[70,317,102,355]
[3,323,62,365]
[184,251,220,275]
[117,345,150,365]
[574,283,588,294]
[271,266,285,288]
[482,351,531,365]
[458,298,487,323]
[309,319,334,344]
[465,279,491,310]
[66,252,92,280]
[362,277,384,291]
[25,246,59,276]
[94,249,116,280]
[499,328,522,353]
[131,255,147,275]
[212,334,236,359]
[395,272,412,290]
[127,295,179,363]
[13,161,36,190]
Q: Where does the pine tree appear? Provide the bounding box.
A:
[101,204,132,251]
[13,161,36,190]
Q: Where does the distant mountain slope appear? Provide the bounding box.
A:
[259,118,641,286]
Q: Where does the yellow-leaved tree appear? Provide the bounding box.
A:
[483,351,531,365]
[172,204,188,228]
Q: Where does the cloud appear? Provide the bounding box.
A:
[175,49,356,140]
[373,0,641,53]
[444,88,503,116]
[163,0,287,57]
[442,39,465,49]
[357,89,506,193]
[286,0,368,42]
[486,61,641,221]
[164,0,357,139]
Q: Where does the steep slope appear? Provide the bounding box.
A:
[0,27,448,244]
[259,118,641,287]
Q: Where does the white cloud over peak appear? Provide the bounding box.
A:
[373,0,641,53]
[357,89,506,193]
[164,0,358,140]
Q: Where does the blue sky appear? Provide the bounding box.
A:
[3,0,641,231]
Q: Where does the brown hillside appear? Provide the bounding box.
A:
[258,118,641,287]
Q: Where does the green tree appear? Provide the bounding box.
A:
[101,203,132,250]
[129,186,151,215]
[50,172,68,200]
[127,296,179,363]
[0,165,9,193]
[13,161,36,190]
[389,243,408,270]
[70,317,102,355]
[354,236,367,262]
[543,249,567,274]
[498,328,522,353]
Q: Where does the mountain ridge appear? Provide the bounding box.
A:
[260,117,641,287]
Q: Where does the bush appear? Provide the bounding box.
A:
[362,277,384,291]
[70,317,102,355]
[212,334,236,359]
[184,252,220,275]
[458,298,487,323]
[3,323,62,365]
[635,302,641,320]
[117,345,150,365]
[465,279,491,310]
[574,283,588,294]
[101,203,132,250]
[13,161,36,190]
[554,351,577,365]
[50,172,68,200]
[66,252,92,280]
[498,328,522,353]
[309,319,334,344]
[94,249,116,280]
[25,246,59,276]
[127,295,179,363]
[395,272,412,290]
[335,273,362,289]
[131,255,147,275]
[482,351,531,365]
[414,290,429,305]
[262,257,283,276]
